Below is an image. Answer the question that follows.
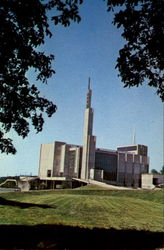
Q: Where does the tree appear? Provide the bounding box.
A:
[106,0,164,101]
[151,169,159,174]
[0,0,82,154]
[160,165,164,175]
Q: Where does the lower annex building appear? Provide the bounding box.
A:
[39,79,149,188]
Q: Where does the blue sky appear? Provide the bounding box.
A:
[0,1,163,176]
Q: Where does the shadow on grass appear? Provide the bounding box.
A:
[0,224,163,249]
[0,197,56,209]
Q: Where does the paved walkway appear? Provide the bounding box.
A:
[88,179,134,190]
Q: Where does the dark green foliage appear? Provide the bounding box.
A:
[107,0,164,101]
[46,0,83,26]
[0,0,82,154]
[0,177,6,184]
[151,169,159,174]
[151,166,164,175]
[160,165,164,175]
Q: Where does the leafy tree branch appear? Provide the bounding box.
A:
[0,0,82,154]
[106,0,164,101]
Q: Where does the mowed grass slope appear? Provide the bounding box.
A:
[0,185,163,232]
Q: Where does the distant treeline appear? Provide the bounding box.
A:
[151,166,164,175]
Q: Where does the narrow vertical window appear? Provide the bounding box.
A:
[47,170,51,177]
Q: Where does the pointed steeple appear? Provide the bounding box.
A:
[81,78,96,180]
[86,77,92,108]
[88,77,91,90]
[132,127,136,145]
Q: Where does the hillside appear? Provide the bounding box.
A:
[0,185,163,232]
[0,185,163,249]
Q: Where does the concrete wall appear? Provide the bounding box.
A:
[60,144,67,173]
[17,180,30,191]
[94,169,104,182]
[125,154,133,186]
[39,141,66,179]
[133,155,140,187]
[117,153,126,186]
[87,135,96,179]
[117,152,149,188]
[39,140,83,182]
[74,147,81,177]
[53,142,65,176]
[81,108,94,180]
[141,174,154,189]
[38,142,55,178]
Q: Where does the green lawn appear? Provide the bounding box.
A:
[0,185,163,232]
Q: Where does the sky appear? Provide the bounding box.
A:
[0,1,163,176]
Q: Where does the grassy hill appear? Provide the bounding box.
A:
[0,185,163,232]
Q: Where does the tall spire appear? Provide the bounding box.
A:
[88,77,90,90]
[86,77,92,108]
[81,78,96,180]
[132,127,136,145]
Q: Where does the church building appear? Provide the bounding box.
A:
[38,79,149,188]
